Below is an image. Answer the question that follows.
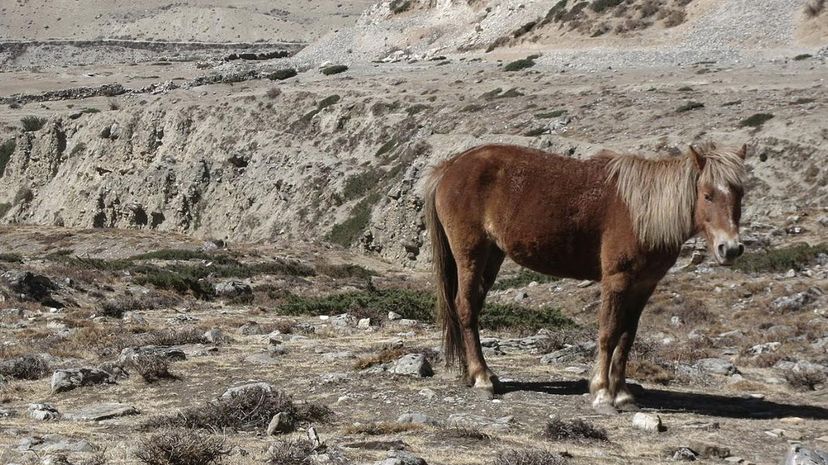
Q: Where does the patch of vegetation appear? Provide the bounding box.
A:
[733,243,828,273]
[441,426,491,441]
[0,203,11,217]
[108,100,120,111]
[591,0,623,12]
[0,253,22,263]
[315,263,375,280]
[69,142,86,157]
[143,386,331,432]
[493,449,570,465]
[128,353,177,383]
[268,68,298,80]
[793,54,813,61]
[266,439,316,465]
[275,288,574,331]
[461,104,484,112]
[136,430,229,465]
[493,269,557,290]
[327,192,380,247]
[535,109,567,119]
[375,138,400,157]
[543,418,608,442]
[342,169,382,201]
[343,421,422,435]
[740,113,774,128]
[676,101,704,113]
[266,87,282,99]
[81,107,101,114]
[677,86,694,91]
[786,367,826,391]
[504,57,536,72]
[353,348,407,370]
[524,127,547,137]
[0,139,15,176]
[389,0,412,14]
[805,0,825,18]
[0,354,50,380]
[722,100,742,107]
[130,248,225,262]
[406,104,429,116]
[318,94,341,109]
[20,116,47,132]
[791,97,816,105]
[321,65,348,76]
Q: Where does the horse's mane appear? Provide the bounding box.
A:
[602,143,746,250]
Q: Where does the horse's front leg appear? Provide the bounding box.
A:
[608,284,657,410]
[590,273,628,415]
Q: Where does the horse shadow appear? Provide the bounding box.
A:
[499,380,828,420]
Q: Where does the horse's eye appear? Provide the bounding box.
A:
[704,193,713,202]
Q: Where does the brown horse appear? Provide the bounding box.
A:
[425,142,746,413]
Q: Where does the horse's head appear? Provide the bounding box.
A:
[690,144,747,266]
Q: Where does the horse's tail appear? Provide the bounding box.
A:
[424,163,463,371]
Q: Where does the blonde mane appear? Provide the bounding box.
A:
[603,144,746,250]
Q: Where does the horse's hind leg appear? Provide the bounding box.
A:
[456,243,504,398]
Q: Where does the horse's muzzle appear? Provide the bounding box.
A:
[715,240,744,265]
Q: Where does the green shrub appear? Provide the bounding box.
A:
[321,65,348,75]
[676,101,704,113]
[733,243,828,273]
[327,193,380,247]
[342,169,382,201]
[525,127,547,136]
[493,269,557,290]
[81,107,101,114]
[268,68,298,80]
[543,418,608,441]
[20,116,47,132]
[276,288,574,331]
[504,58,536,72]
[0,203,10,217]
[0,139,15,176]
[375,138,400,157]
[316,263,375,279]
[740,113,774,128]
[591,0,623,12]
[0,253,23,263]
[793,54,813,61]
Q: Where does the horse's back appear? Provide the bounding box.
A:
[434,144,614,279]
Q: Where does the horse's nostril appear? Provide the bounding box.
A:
[737,244,744,257]
[717,243,726,257]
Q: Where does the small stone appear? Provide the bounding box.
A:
[28,404,60,421]
[389,354,433,377]
[514,291,528,301]
[632,412,664,433]
[783,445,828,465]
[221,382,274,399]
[63,403,138,421]
[671,316,683,327]
[388,311,402,320]
[724,457,744,464]
[203,328,224,344]
[695,358,737,376]
[673,447,698,461]
[374,451,428,465]
[266,412,293,435]
[397,319,418,327]
[358,318,371,329]
[214,280,252,300]
[577,280,593,288]
[784,269,797,278]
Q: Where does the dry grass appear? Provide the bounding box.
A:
[542,418,608,442]
[0,354,50,380]
[135,430,229,465]
[343,421,423,435]
[493,449,570,465]
[786,368,826,391]
[128,353,178,383]
[266,439,316,465]
[805,0,825,18]
[143,386,331,432]
[353,348,406,370]
[440,426,492,441]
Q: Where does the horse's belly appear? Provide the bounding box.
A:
[502,233,602,281]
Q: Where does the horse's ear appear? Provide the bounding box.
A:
[737,144,747,160]
[689,144,706,170]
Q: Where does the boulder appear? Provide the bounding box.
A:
[214,280,252,300]
[695,358,737,376]
[632,412,664,433]
[389,354,433,377]
[784,445,828,465]
[374,451,428,465]
[63,403,138,421]
[51,368,114,393]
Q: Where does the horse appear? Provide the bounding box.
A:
[424,142,747,414]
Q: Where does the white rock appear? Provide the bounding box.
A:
[632,412,664,433]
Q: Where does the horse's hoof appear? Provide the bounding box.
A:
[472,385,496,400]
[593,402,619,416]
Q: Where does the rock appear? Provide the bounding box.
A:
[748,342,781,355]
[118,346,186,365]
[389,354,433,377]
[773,292,814,312]
[695,358,737,376]
[358,318,372,329]
[203,328,224,344]
[672,447,699,461]
[51,368,114,393]
[397,319,418,327]
[18,435,94,453]
[374,450,428,465]
[514,291,528,301]
[784,445,828,465]
[307,426,321,448]
[632,412,664,433]
[397,412,439,425]
[266,412,294,435]
[690,442,731,459]
[221,382,275,399]
[577,280,593,288]
[388,311,402,320]
[63,403,138,421]
[239,322,264,335]
[28,404,60,421]
[540,341,596,364]
[214,280,252,300]
[330,313,356,328]
[448,413,512,431]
